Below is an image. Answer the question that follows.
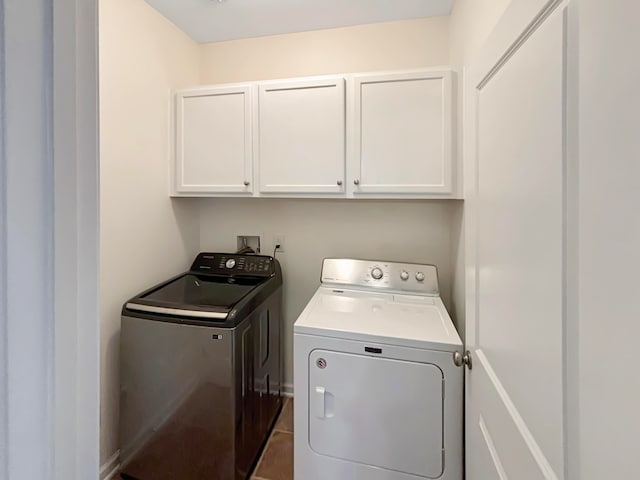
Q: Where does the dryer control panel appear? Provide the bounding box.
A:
[320,258,439,296]
[190,252,275,277]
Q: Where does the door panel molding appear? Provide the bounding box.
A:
[465,0,574,478]
[476,351,560,479]
[477,0,565,90]
[477,7,566,467]
[478,417,507,480]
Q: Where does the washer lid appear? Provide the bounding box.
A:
[294,287,462,351]
[138,274,260,309]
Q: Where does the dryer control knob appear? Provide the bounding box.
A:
[400,270,409,281]
[415,271,425,282]
[225,259,236,269]
[371,267,384,280]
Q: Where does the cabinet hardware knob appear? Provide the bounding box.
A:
[354,179,360,185]
[243,181,250,186]
[453,351,472,370]
[337,180,343,186]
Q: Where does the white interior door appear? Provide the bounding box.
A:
[464,1,574,479]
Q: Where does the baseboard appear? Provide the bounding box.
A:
[100,450,120,480]
[282,382,294,397]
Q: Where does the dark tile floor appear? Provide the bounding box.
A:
[251,397,294,480]
[117,397,294,480]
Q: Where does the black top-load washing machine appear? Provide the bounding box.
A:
[119,252,283,480]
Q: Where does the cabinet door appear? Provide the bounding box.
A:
[175,85,253,194]
[258,78,345,194]
[353,71,453,194]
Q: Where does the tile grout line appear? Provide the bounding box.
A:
[252,422,285,477]
[251,435,270,479]
[252,398,294,480]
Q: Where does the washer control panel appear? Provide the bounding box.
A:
[321,258,439,295]
[371,267,384,280]
[190,253,275,277]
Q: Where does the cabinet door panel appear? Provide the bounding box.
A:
[258,78,345,194]
[353,72,452,194]
[175,86,252,194]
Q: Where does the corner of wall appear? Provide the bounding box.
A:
[449,201,466,340]
[99,0,203,469]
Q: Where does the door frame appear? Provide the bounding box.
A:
[463,0,580,478]
[0,0,100,478]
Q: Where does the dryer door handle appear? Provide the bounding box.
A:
[314,387,326,418]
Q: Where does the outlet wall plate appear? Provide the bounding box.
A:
[273,234,285,253]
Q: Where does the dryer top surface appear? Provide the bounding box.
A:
[294,286,462,351]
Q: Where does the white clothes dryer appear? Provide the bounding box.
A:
[294,258,463,480]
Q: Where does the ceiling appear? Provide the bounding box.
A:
[144,0,455,44]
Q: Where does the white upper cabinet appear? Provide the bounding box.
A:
[351,71,453,195]
[257,77,345,194]
[175,85,253,194]
[171,69,455,198]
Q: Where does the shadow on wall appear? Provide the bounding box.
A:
[102,327,121,462]
[171,198,201,258]
[197,197,463,386]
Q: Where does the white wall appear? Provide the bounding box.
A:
[196,18,454,388]
[199,17,450,83]
[577,1,640,478]
[99,0,201,471]
[448,0,512,68]
[98,3,640,479]
[447,0,511,340]
[200,199,458,385]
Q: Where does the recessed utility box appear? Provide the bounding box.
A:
[236,235,261,254]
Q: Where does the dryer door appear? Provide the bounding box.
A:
[308,349,444,478]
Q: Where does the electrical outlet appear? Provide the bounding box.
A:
[273,235,285,253]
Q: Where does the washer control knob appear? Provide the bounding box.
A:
[225,259,236,269]
[371,267,384,280]
[400,270,409,281]
[415,271,425,282]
